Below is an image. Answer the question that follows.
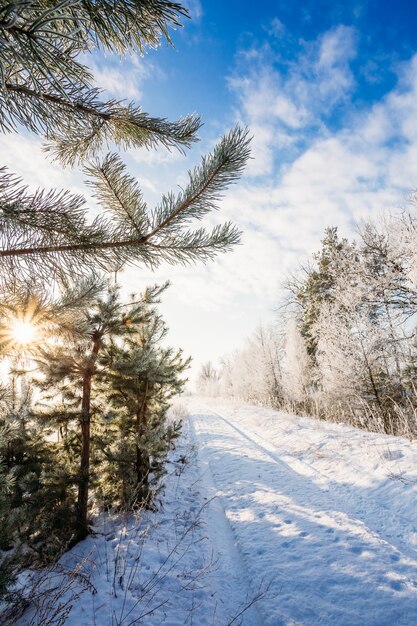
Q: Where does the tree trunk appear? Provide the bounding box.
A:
[135,381,149,502]
[74,336,101,543]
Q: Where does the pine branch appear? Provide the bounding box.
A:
[148,126,252,237]
[44,0,189,53]
[2,83,202,165]
[0,1,189,85]
[85,153,149,237]
[0,126,250,283]
[143,222,242,266]
[0,1,198,163]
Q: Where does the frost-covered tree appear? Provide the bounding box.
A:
[196,361,220,396]
[302,220,415,432]
[217,325,283,408]
[293,227,349,361]
[215,210,417,433]
[281,316,311,407]
[315,299,392,430]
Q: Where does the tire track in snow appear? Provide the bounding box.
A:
[208,408,417,564]
[188,414,265,626]
[190,407,417,626]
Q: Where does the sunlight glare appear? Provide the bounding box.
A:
[10,321,37,345]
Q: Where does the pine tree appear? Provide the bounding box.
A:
[35,286,153,541]
[0,0,252,552]
[0,281,103,553]
[294,227,349,360]
[97,283,189,507]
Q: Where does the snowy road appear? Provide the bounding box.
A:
[189,400,417,626]
[13,398,417,626]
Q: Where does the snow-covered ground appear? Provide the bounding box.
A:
[188,397,417,625]
[11,397,417,625]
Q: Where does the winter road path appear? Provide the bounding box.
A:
[189,405,417,626]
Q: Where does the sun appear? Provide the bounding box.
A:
[9,320,38,346]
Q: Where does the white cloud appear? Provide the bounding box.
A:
[83,46,417,373]
[89,54,156,101]
[182,0,203,22]
[0,134,85,194]
[132,145,184,167]
[268,18,285,38]
[317,25,356,68]
[3,28,417,379]
[154,43,417,375]
[229,25,358,176]
[92,65,143,100]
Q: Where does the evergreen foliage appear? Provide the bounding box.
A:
[294,227,348,360]
[0,127,250,285]
[0,0,198,164]
[30,284,188,542]
[0,0,250,284]
[0,282,99,553]
[96,282,189,507]
[0,280,189,570]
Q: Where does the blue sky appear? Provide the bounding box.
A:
[149,1,416,110]
[2,0,417,382]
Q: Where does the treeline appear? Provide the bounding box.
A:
[198,211,417,437]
